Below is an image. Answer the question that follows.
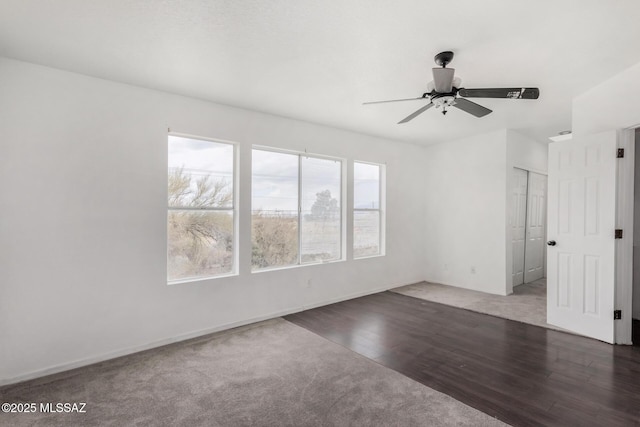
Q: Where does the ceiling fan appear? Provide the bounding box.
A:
[364,51,539,123]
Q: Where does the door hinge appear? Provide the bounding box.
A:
[617,148,625,158]
[615,229,623,239]
[614,310,622,320]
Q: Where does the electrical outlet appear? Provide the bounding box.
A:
[470,266,476,274]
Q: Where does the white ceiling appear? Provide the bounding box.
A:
[2,0,640,146]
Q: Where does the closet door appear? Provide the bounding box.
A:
[511,168,528,287]
[524,172,547,283]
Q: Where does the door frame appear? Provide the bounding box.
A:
[615,128,636,344]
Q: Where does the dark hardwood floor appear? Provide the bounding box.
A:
[285,292,640,427]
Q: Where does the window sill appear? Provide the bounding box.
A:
[353,253,386,261]
[167,272,238,285]
[252,258,345,274]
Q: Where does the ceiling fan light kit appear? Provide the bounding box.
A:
[431,94,455,114]
[364,51,540,123]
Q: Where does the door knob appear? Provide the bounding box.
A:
[547,240,556,246]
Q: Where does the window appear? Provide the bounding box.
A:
[167,135,235,282]
[252,148,342,270]
[251,149,299,269]
[354,162,384,258]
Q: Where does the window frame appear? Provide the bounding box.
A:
[251,145,346,272]
[353,160,386,259]
[167,133,239,284]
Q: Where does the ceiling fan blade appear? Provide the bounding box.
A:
[458,87,539,99]
[363,96,426,105]
[432,68,455,93]
[398,103,434,124]
[452,98,492,118]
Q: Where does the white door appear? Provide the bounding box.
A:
[511,168,528,287]
[524,172,547,283]
[547,131,617,343]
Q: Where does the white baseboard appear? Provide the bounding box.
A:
[421,277,509,296]
[1,279,419,387]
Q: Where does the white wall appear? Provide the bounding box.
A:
[505,130,548,294]
[573,61,640,137]
[422,129,509,295]
[0,57,427,384]
[506,130,548,175]
[422,129,548,296]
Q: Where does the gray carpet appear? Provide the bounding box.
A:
[392,279,568,332]
[0,318,506,427]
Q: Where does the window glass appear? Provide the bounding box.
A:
[168,136,234,281]
[354,210,380,258]
[301,156,341,263]
[251,149,299,269]
[252,149,343,270]
[354,162,380,209]
[354,162,382,258]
